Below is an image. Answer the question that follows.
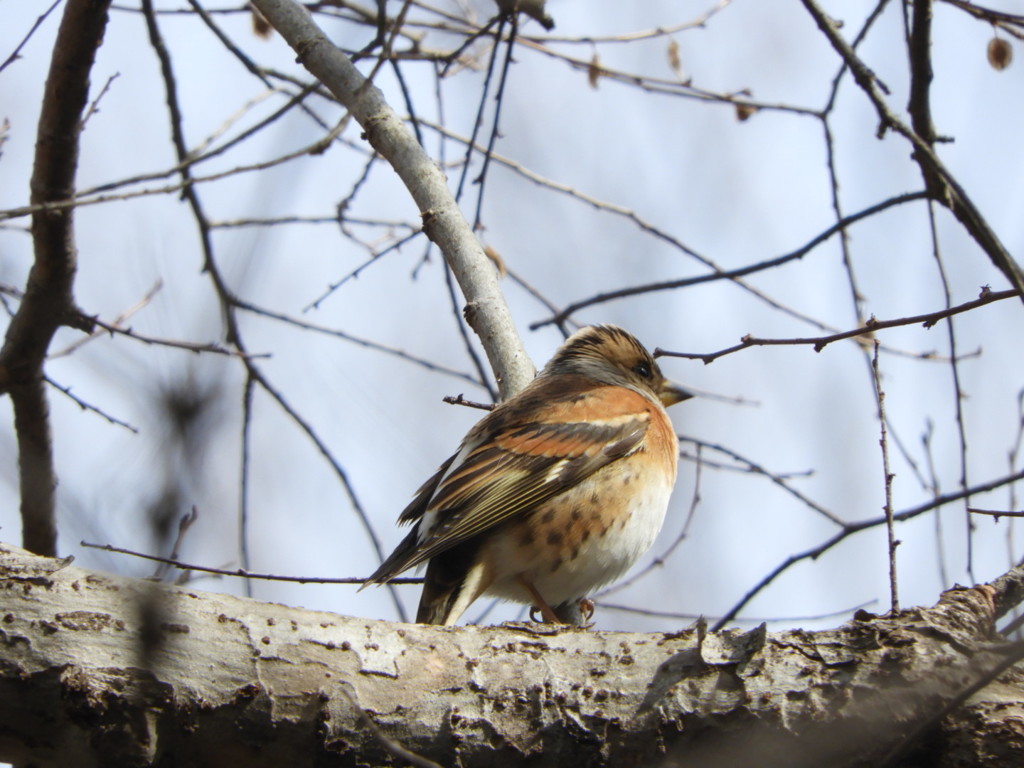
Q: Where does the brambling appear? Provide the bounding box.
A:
[363,325,691,625]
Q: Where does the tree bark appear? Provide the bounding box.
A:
[0,542,1021,767]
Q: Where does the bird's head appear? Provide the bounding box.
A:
[542,325,692,408]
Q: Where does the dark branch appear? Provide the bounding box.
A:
[0,0,113,555]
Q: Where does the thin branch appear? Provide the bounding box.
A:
[90,319,251,358]
[713,468,1024,630]
[453,16,504,204]
[800,0,1024,299]
[872,341,900,613]
[442,394,494,410]
[969,508,1024,518]
[80,540,424,585]
[238,375,255,598]
[529,191,928,330]
[233,298,484,387]
[50,281,162,360]
[0,0,62,75]
[657,286,1019,364]
[43,376,139,433]
[925,197,974,580]
[471,14,517,230]
[680,436,845,527]
[599,598,878,624]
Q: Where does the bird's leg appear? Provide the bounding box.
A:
[549,598,593,627]
[517,575,563,623]
[578,597,595,621]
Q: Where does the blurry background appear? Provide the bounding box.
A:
[1,0,1022,632]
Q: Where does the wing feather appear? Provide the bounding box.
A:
[365,380,658,585]
[390,417,648,574]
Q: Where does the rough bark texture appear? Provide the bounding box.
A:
[0,543,1022,767]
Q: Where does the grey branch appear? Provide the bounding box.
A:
[248,0,534,399]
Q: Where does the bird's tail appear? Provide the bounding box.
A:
[360,529,420,591]
[416,553,489,625]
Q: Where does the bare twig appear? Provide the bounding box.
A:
[233,299,484,387]
[713,468,1024,630]
[153,507,199,581]
[800,0,1024,299]
[238,376,256,598]
[529,191,929,330]
[872,341,900,613]
[50,280,163,360]
[969,508,1024,518]
[0,0,62,74]
[657,286,1019,364]
[80,540,424,585]
[43,376,139,433]
[442,394,495,410]
[470,14,517,230]
[599,598,878,624]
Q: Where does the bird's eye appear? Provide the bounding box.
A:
[633,361,652,379]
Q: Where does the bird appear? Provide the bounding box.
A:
[362,325,692,626]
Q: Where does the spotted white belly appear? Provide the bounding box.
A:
[481,459,674,607]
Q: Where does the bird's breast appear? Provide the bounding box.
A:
[481,443,677,606]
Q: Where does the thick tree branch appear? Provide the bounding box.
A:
[249,0,534,399]
[1,543,1022,767]
[0,0,110,555]
[907,0,936,147]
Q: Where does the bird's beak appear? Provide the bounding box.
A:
[658,380,694,408]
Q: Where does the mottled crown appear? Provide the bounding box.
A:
[541,325,666,394]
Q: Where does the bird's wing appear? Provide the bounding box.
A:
[365,384,654,583]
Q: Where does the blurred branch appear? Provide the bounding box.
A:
[941,0,1024,40]
[43,376,138,433]
[598,598,877,624]
[0,0,62,75]
[969,508,1024,518]
[250,0,534,398]
[516,36,821,116]
[879,638,1024,767]
[143,0,412,617]
[0,0,112,556]
[906,0,936,148]
[233,299,484,386]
